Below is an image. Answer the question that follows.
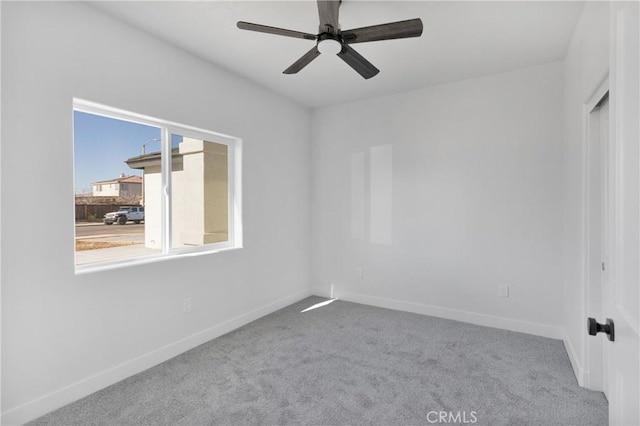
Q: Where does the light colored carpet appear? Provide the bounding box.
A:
[30,296,607,425]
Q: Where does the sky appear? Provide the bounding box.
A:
[74,111,181,194]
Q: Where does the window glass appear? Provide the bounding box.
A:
[74,111,159,266]
[170,134,229,249]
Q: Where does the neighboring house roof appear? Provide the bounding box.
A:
[92,175,143,185]
[126,148,181,170]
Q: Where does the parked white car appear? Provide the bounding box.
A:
[103,206,145,225]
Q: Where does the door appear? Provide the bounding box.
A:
[605,2,640,424]
[585,86,608,393]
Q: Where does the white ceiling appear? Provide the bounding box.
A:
[91,1,585,109]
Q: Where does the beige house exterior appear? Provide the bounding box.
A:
[91,174,142,201]
[126,138,228,249]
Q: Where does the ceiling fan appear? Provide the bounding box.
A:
[237,0,423,79]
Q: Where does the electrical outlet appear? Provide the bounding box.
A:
[183,297,192,313]
[499,285,509,298]
[355,267,363,278]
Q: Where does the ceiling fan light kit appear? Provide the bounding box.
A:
[317,38,342,55]
[237,0,423,79]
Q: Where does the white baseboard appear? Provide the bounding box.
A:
[332,291,563,340]
[1,289,312,426]
[562,330,586,387]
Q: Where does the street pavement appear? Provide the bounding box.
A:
[75,222,144,238]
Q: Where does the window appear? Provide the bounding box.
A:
[73,99,242,272]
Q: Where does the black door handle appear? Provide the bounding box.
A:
[588,317,615,342]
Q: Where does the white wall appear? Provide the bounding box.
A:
[311,62,565,338]
[561,1,610,387]
[1,3,311,424]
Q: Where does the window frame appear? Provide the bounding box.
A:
[73,98,243,274]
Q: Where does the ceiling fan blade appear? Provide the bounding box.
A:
[237,21,317,41]
[337,44,380,79]
[341,18,423,44]
[283,46,322,74]
[317,0,340,34]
